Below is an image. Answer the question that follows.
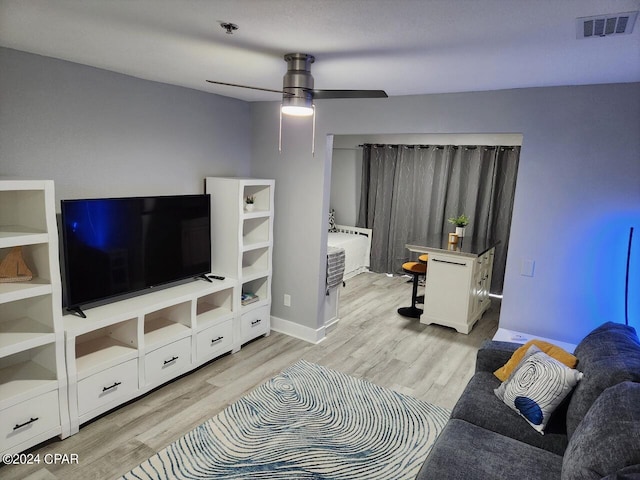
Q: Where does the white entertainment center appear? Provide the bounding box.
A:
[0,177,274,456]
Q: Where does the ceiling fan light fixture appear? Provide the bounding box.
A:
[281,105,314,116]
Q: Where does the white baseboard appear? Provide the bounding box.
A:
[493,327,577,352]
[271,316,326,344]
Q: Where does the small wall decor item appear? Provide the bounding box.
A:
[245,195,255,212]
[0,246,33,282]
[448,214,470,237]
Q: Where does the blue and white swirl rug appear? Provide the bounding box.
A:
[121,360,449,479]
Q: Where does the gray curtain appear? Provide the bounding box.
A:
[357,144,519,294]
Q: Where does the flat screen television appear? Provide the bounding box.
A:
[61,194,211,316]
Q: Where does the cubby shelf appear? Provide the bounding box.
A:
[75,337,138,380]
[0,317,55,357]
[0,360,58,408]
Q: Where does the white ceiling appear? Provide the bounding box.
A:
[1,0,639,102]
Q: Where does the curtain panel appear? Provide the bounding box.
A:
[357,144,519,294]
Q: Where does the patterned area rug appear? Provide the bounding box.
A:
[121,360,450,479]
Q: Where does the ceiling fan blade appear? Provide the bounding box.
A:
[312,90,388,99]
[206,80,285,95]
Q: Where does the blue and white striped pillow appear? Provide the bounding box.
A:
[495,345,583,434]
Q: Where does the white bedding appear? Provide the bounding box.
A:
[327,231,370,280]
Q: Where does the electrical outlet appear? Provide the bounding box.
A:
[284,294,291,307]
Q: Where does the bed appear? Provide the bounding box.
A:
[327,224,372,280]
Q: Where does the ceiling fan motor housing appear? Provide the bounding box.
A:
[282,53,315,109]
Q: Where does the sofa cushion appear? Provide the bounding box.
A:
[494,340,577,382]
[417,419,564,480]
[476,340,520,373]
[600,465,640,479]
[495,347,582,433]
[451,371,569,455]
[566,322,640,437]
[562,381,640,480]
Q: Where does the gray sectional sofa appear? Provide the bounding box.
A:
[417,322,640,479]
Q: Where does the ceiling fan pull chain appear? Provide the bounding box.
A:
[279,107,283,153]
[312,105,316,157]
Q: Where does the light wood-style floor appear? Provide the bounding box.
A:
[2,272,499,480]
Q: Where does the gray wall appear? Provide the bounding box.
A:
[329,148,361,226]
[0,47,251,204]
[252,84,640,344]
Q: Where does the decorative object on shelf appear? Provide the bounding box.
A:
[241,291,260,306]
[0,246,33,282]
[448,233,459,244]
[448,214,470,237]
[245,195,255,212]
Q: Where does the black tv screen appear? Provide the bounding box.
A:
[61,194,211,312]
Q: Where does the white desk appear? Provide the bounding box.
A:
[407,236,498,334]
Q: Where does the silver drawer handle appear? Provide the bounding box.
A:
[14,417,39,430]
[432,258,467,266]
[103,381,121,392]
[164,356,179,365]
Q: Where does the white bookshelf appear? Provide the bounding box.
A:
[0,179,70,455]
[205,177,274,345]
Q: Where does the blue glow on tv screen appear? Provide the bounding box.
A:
[61,194,211,310]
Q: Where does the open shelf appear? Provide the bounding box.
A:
[241,246,270,279]
[243,184,272,213]
[0,345,58,409]
[241,276,269,311]
[242,216,270,246]
[75,320,138,380]
[196,288,234,330]
[0,318,56,358]
[0,279,52,304]
[143,302,191,350]
[0,243,53,284]
[0,294,56,357]
[0,188,48,234]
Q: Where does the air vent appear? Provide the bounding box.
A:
[577,11,638,38]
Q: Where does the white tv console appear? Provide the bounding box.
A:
[62,278,238,434]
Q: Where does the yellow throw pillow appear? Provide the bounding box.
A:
[494,340,577,382]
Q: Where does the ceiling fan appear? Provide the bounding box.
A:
[206,53,387,154]
[206,52,387,116]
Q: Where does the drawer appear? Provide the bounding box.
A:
[145,337,192,386]
[196,320,233,362]
[0,389,60,452]
[77,359,138,417]
[241,305,270,343]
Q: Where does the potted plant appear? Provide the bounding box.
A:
[245,195,255,212]
[448,214,469,237]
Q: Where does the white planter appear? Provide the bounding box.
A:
[245,203,254,212]
[455,226,466,237]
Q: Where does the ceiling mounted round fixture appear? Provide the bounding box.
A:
[220,22,238,34]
